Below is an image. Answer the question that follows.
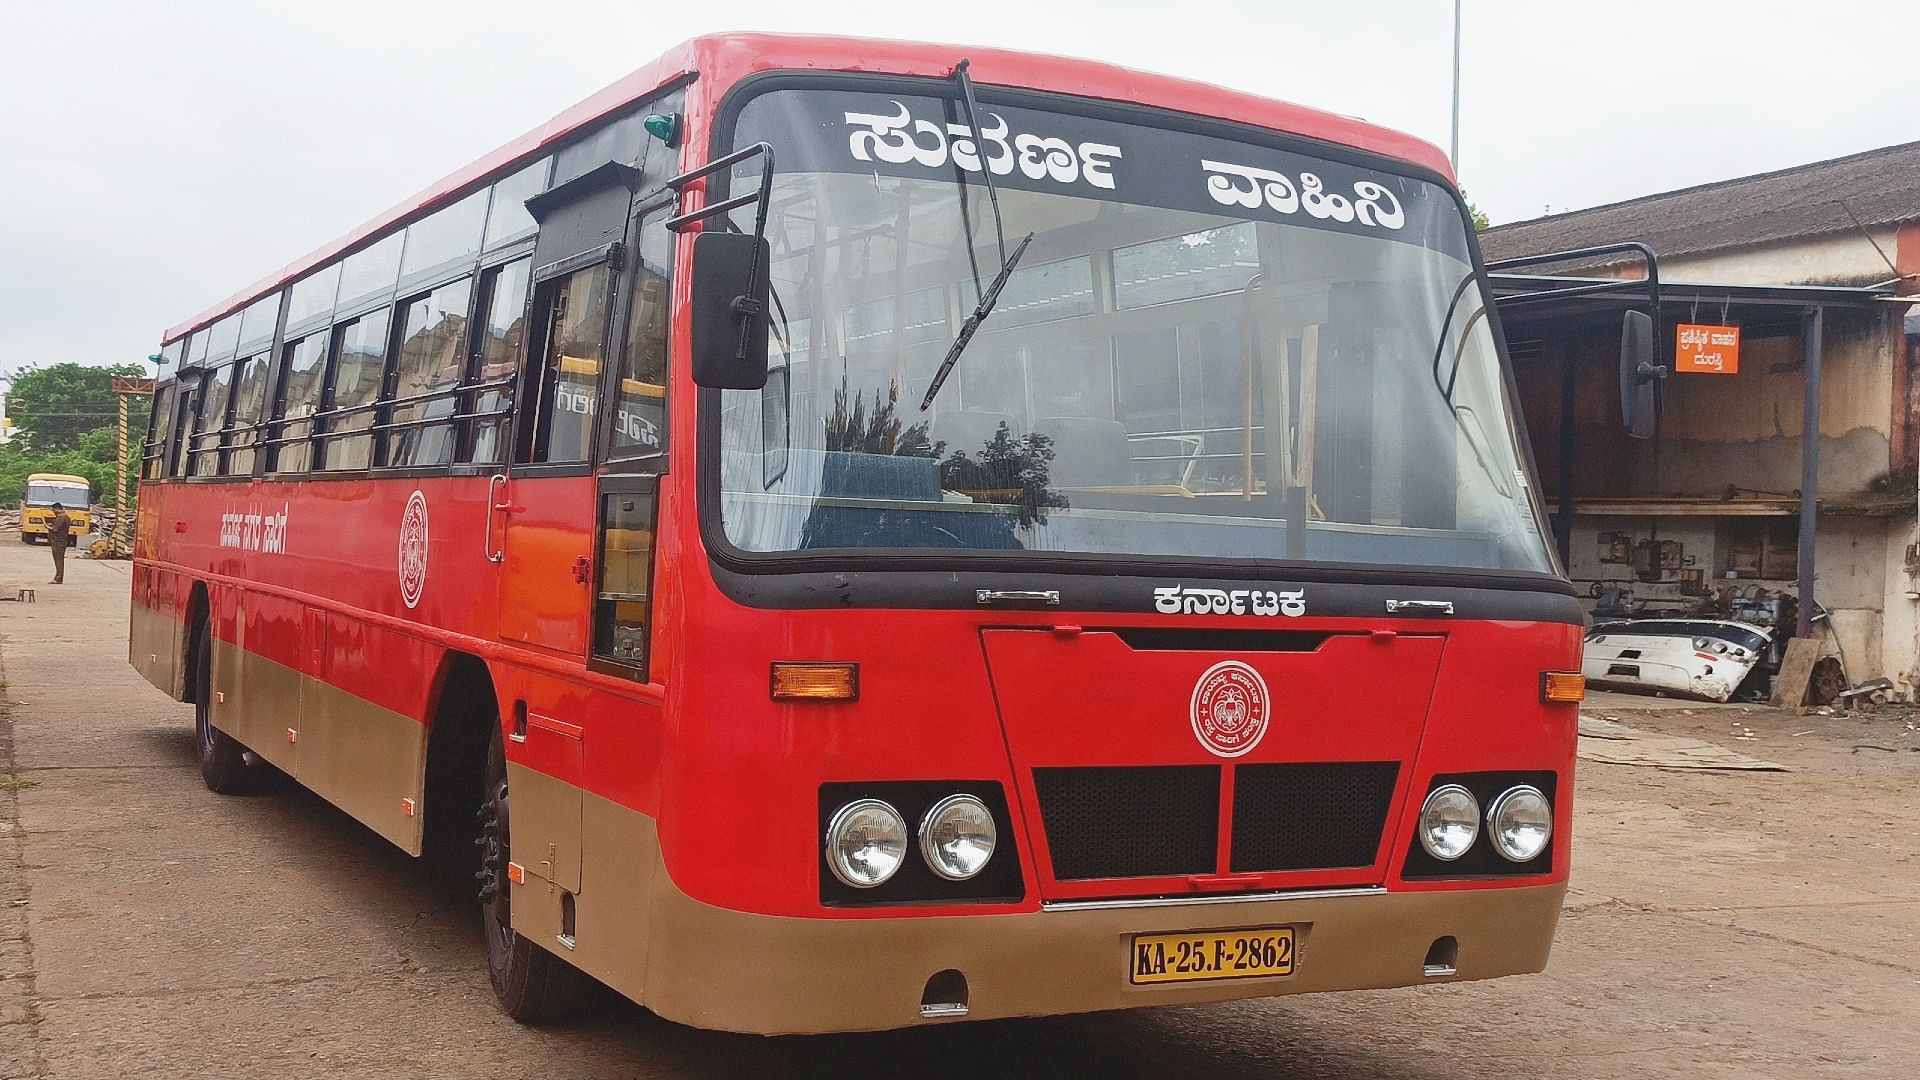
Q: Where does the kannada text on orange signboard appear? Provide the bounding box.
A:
[1676,322,1741,374]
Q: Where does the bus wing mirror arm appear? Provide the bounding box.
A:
[667,142,776,391]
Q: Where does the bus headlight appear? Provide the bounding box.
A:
[1418,784,1480,861]
[1487,785,1553,862]
[919,794,996,880]
[825,799,907,888]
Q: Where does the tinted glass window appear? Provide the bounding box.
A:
[337,233,403,309]
[168,385,199,477]
[227,352,273,475]
[159,340,184,367]
[387,277,473,468]
[484,159,547,247]
[188,331,210,368]
[322,309,390,470]
[465,257,530,463]
[401,191,487,277]
[270,332,328,473]
[190,362,235,476]
[522,264,611,464]
[206,313,242,361]
[143,381,176,480]
[238,292,281,349]
[287,264,341,326]
[611,215,671,460]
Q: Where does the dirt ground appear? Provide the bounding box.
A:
[1,538,1916,1079]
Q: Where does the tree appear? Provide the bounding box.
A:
[1461,189,1492,231]
[7,362,146,454]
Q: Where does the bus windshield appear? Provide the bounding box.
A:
[24,481,88,507]
[715,85,1553,575]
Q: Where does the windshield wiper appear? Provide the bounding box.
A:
[922,58,1025,412]
[920,232,1034,410]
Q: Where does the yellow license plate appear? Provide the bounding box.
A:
[1130,927,1296,984]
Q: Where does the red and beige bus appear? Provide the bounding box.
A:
[133,33,1598,1034]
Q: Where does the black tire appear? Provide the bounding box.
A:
[191,622,266,795]
[478,723,591,1023]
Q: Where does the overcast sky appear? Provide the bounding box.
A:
[2,0,1911,378]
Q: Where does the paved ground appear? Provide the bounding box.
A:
[1,538,1917,1078]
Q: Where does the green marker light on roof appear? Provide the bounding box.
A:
[643,112,680,148]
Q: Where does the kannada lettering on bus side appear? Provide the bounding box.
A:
[1153,584,1306,617]
[218,503,289,554]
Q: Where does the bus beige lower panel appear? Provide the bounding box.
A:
[208,637,426,855]
[128,601,183,702]
[509,788,1567,1035]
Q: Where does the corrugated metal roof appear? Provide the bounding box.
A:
[1481,140,1920,267]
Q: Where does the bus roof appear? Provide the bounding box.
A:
[26,474,89,487]
[165,32,1453,344]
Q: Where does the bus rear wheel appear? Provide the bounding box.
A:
[191,622,266,795]
[476,724,590,1023]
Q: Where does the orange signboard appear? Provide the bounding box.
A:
[1676,323,1740,374]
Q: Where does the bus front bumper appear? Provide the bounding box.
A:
[638,881,1566,1034]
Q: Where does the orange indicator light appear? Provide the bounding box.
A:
[401,798,417,817]
[770,662,860,701]
[1541,671,1586,703]
[506,862,526,886]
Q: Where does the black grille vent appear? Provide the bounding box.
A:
[1033,766,1218,880]
[1230,763,1399,873]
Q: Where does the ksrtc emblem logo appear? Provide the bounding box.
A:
[1190,660,1270,758]
[398,490,429,610]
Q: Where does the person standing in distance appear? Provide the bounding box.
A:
[47,502,73,584]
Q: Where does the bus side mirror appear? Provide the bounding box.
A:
[1619,310,1662,439]
[689,231,771,390]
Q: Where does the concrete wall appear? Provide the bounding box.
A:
[1658,228,1904,288]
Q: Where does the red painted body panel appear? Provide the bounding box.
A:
[138,33,1569,936]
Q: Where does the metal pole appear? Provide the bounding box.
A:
[1796,306,1823,637]
[1557,344,1575,569]
[1450,0,1463,170]
[114,394,129,556]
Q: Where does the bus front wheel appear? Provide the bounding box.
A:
[477,724,591,1023]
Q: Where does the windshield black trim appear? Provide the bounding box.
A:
[697,69,1563,594]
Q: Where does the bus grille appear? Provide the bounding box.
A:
[1032,766,1218,880]
[1229,762,1400,873]
[1032,763,1399,883]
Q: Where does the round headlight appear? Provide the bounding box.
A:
[919,794,997,880]
[1418,784,1481,861]
[825,799,908,888]
[1487,785,1553,863]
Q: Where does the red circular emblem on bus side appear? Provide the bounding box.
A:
[398,490,429,610]
[1190,660,1270,758]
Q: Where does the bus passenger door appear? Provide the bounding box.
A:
[497,165,645,653]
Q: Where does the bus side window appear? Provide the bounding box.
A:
[228,351,273,476]
[517,264,613,465]
[606,209,672,464]
[190,362,235,477]
[462,257,531,465]
[168,383,198,478]
[321,310,391,471]
[269,332,328,474]
[590,477,657,678]
[143,382,174,481]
